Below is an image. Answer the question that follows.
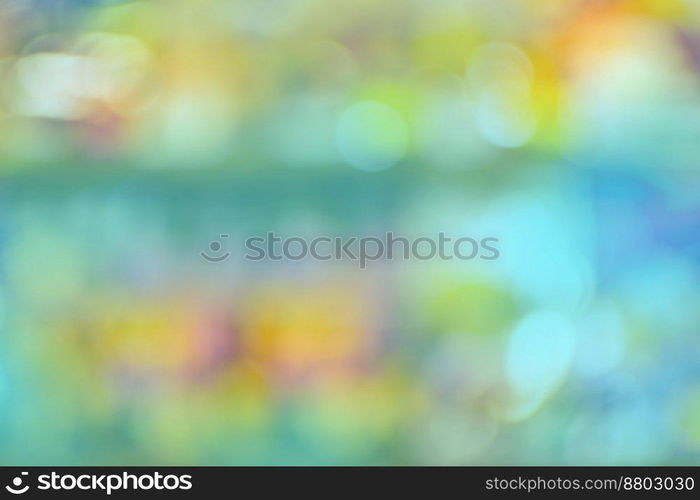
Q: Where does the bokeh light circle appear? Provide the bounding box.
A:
[336,101,408,171]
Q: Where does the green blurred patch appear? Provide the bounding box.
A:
[428,280,518,336]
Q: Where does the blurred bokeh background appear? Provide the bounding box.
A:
[1,0,700,465]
